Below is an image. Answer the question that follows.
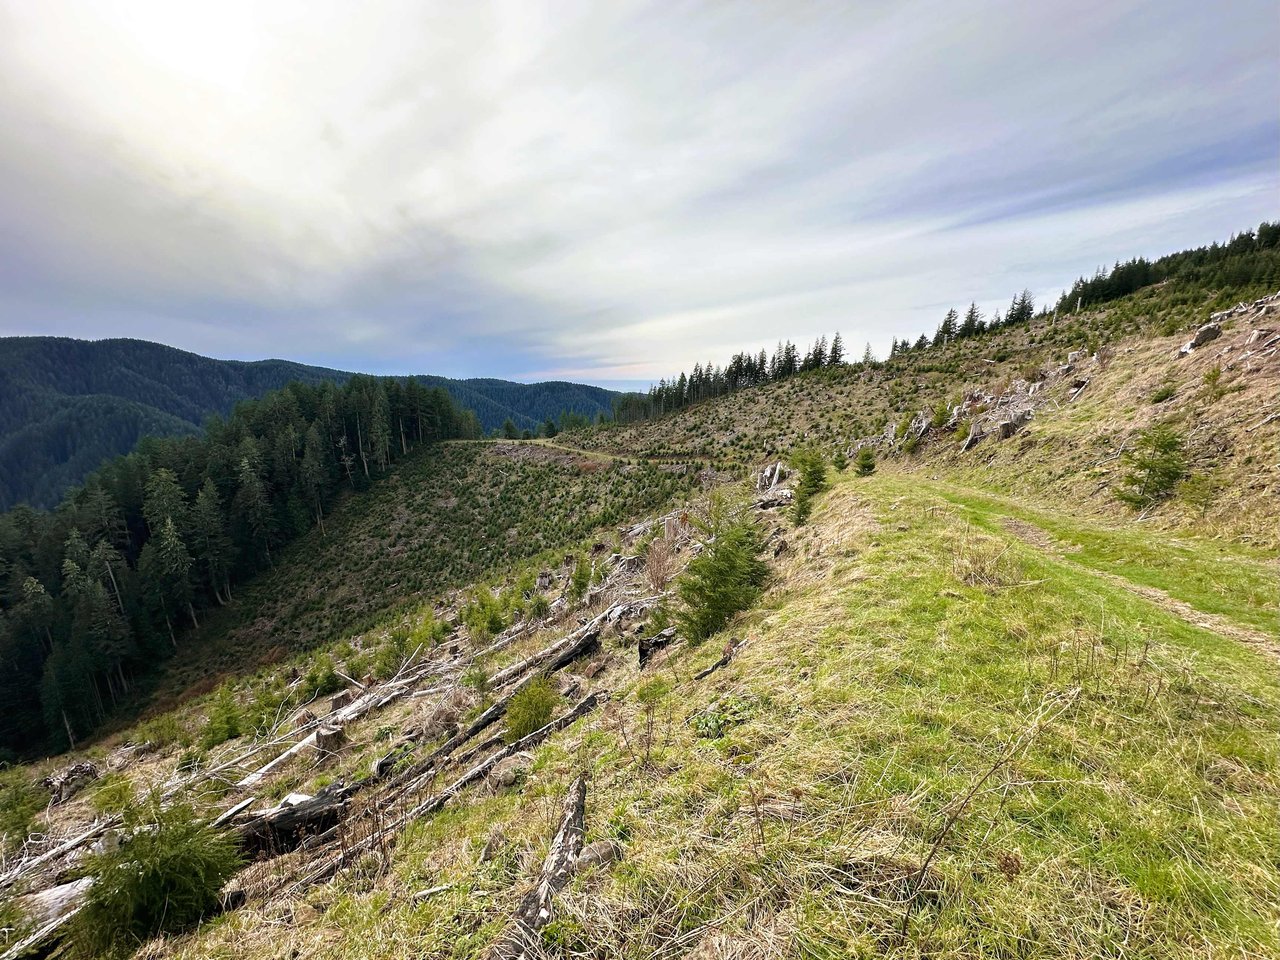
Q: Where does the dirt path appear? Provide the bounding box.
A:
[999,517,1280,661]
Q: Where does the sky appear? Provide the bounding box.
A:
[0,1,1276,389]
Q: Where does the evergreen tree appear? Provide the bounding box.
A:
[854,446,876,476]
[233,456,273,566]
[675,505,767,644]
[143,468,187,536]
[935,308,958,346]
[1116,425,1186,509]
[300,423,330,534]
[191,479,232,603]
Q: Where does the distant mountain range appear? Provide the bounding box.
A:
[0,336,619,509]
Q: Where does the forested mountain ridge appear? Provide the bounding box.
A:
[0,337,619,509]
[418,376,619,437]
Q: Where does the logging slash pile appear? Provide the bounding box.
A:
[0,488,783,960]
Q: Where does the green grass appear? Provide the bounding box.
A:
[923,480,1279,638]
[559,473,1279,957]
[162,471,1279,959]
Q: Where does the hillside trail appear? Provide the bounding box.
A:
[995,515,1280,661]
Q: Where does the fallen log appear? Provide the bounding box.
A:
[694,639,745,680]
[753,489,793,510]
[291,693,603,893]
[0,877,92,960]
[1246,410,1280,433]
[484,775,587,959]
[236,658,436,789]
[234,783,354,856]
[0,819,118,891]
[639,626,678,667]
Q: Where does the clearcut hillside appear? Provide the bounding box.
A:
[1,255,1277,960]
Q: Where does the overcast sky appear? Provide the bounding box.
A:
[0,1,1275,387]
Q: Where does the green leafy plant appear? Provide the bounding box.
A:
[854,446,876,476]
[89,773,135,816]
[676,500,768,644]
[789,446,828,525]
[71,797,243,958]
[504,677,559,743]
[689,693,758,739]
[200,685,242,749]
[1116,424,1187,510]
[528,593,550,620]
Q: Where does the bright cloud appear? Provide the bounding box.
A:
[0,0,1275,384]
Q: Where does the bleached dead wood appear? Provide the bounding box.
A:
[0,819,117,891]
[0,877,92,960]
[236,656,435,788]
[1246,410,1280,433]
[290,693,603,893]
[484,775,587,959]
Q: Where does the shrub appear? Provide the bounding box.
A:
[200,686,242,749]
[830,449,848,472]
[528,593,550,620]
[373,629,410,680]
[462,663,490,697]
[1116,424,1186,510]
[789,447,828,525]
[1149,382,1176,404]
[135,713,188,750]
[854,447,876,476]
[302,654,344,700]
[90,774,135,816]
[71,798,243,958]
[1202,364,1226,400]
[504,677,559,743]
[568,556,592,602]
[676,504,768,644]
[646,536,673,591]
[411,612,448,647]
[462,591,506,644]
[0,769,44,853]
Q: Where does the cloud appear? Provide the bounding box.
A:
[0,0,1275,383]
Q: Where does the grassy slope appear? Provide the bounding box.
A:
[568,280,1280,547]
[150,441,693,706]
[164,469,1279,960]
[8,281,1277,959]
